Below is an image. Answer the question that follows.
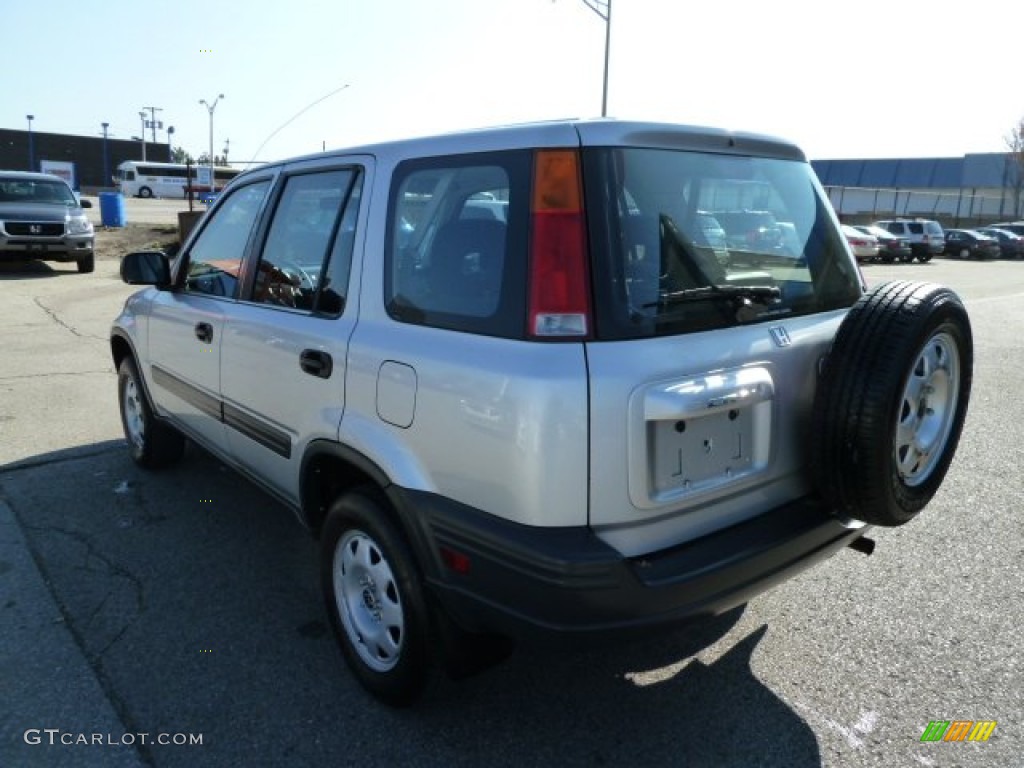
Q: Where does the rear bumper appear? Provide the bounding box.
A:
[395,489,866,639]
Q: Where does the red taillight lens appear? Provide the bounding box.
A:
[528,150,591,339]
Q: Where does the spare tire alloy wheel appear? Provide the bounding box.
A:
[811,281,973,527]
[321,489,431,707]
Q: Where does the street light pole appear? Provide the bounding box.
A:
[581,0,612,117]
[138,111,147,161]
[199,94,225,194]
[101,122,110,188]
[167,126,175,162]
[26,114,35,171]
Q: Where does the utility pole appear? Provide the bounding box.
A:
[222,138,230,164]
[142,106,164,145]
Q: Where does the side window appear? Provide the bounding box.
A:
[385,152,529,337]
[185,180,270,298]
[251,169,359,312]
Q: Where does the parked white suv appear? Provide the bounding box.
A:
[873,218,945,262]
[111,120,973,706]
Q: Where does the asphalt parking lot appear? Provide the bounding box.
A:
[1,239,1021,766]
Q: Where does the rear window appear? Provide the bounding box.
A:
[583,148,861,339]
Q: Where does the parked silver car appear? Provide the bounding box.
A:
[110,119,973,706]
[0,171,95,272]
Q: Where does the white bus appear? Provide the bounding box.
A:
[114,161,242,199]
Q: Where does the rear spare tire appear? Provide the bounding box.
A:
[811,281,972,526]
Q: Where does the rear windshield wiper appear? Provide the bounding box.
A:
[643,284,781,309]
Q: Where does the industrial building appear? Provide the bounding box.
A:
[0,128,169,191]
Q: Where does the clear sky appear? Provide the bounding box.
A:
[5,0,1023,166]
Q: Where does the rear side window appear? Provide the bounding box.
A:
[583,148,861,339]
[385,152,530,337]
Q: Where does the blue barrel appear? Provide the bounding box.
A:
[99,192,126,227]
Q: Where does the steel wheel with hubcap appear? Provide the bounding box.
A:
[321,488,432,706]
[117,357,185,468]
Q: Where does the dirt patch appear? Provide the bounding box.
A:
[95,224,180,263]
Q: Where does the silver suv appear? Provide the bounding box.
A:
[0,171,95,272]
[874,218,945,262]
[110,120,973,706]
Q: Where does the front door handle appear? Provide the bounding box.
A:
[195,322,214,343]
[300,349,333,379]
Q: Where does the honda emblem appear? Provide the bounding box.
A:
[769,326,791,347]
[29,224,41,234]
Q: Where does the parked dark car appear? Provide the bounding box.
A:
[990,221,1024,237]
[853,224,913,263]
[975,227,1024,259]
[943,229,1001,260]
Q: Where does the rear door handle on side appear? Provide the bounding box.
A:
[300,349,333,379]
[194,322,214,343]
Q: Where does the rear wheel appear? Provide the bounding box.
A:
[321,489,433,707]
[917,253,932,263]
[958,247,970,260]
[117,357,185,468]
[811,281,972,527]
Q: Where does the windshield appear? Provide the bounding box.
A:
[0,178,78,206]
[583,148,862,339]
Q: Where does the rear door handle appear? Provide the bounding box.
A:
[195,322,214,343]
[300,349,333,379]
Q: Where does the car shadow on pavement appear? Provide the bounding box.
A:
[421,620,820,767]
[1,442,821,768]
[0,260,67,280]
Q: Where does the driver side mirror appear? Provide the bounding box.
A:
[121,250,172,288]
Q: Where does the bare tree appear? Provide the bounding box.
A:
[1006,116,1024,219]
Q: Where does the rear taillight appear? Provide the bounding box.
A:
[528,150,591,339]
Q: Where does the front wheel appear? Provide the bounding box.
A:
[321,489,433,707]
[117,357,185,468]
[76,253,95,273]
[811,281,972,526]
[138,186,153,199]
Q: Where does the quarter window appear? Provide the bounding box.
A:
[385,152,529,337]
[184,180,270,298]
